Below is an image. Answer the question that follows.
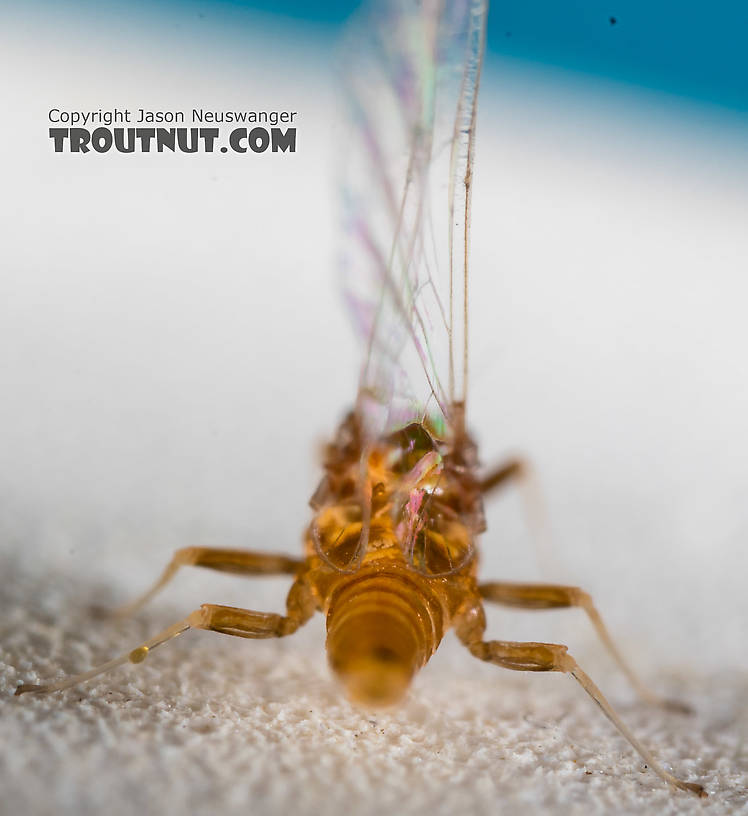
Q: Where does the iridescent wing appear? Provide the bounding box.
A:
[339,0,487,442]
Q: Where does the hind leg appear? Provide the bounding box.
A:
[454,601,706,797]
[16,575,315,696]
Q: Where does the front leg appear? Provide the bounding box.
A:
[480,457,556,575]
[479,458,527,495]
[453,601,706,797]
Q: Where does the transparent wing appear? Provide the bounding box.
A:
[338,0,487,442]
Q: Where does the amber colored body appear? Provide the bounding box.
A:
[303,411,482,706]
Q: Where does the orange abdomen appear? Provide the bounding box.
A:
[324,568,448,707]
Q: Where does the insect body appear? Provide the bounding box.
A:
[310,410,484,706]
[16,0,706,799]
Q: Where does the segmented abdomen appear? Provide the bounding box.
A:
[324,567,447,706]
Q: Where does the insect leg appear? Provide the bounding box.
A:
[453,603,706,797]
[479,457,527,495]
[478,581,690,713]
[480,458,557,576]
[15,576,315,696]
[109,547,304,619]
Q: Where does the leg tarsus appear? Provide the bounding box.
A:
[15,618,192,696]
[563,655,706,797]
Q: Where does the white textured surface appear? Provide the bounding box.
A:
[2,541,747,816]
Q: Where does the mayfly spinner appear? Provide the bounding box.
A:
[17,0,706,798]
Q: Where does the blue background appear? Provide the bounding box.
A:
[211,0,748,111]
[14,0,747,112]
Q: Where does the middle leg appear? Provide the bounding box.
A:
[109,546,304,619]
[478,580,689,712]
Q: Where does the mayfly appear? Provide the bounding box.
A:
[16,0,706,798]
